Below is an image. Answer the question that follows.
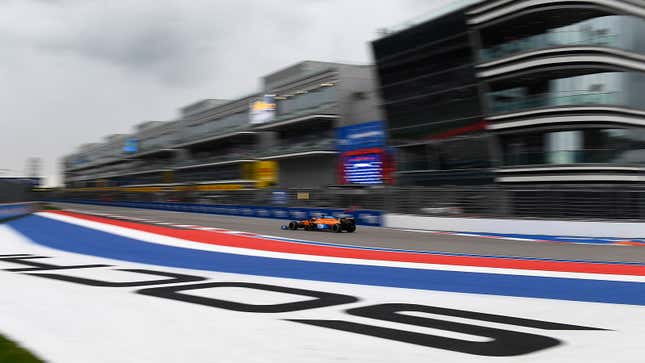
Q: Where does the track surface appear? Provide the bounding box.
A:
[51,202,645,263]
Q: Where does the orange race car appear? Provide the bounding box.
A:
[284,215,356,233]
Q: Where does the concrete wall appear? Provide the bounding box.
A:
[0,202,36,221]
[278,154,338,188]
[385,213,645,238]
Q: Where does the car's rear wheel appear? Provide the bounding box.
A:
[345,223,356,233]
[332,224,341,233]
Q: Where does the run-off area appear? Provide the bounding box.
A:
[0,219,643,363]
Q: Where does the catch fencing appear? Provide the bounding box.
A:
[51,185,645,221]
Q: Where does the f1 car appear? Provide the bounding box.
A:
[283,215,356,233]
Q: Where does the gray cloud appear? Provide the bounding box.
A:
[0,0,450,185]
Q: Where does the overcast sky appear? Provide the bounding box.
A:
[0,0,453,186]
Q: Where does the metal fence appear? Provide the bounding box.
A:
[51,186,645,221]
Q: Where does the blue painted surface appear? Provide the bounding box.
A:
[51,199,383,227]
[451,231,645,245]
[8,215,645,306]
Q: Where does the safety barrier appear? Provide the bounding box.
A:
[0,202,37,222]
[55,200,383,227]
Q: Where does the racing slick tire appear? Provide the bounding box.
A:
[344,223,356,233]
[305,224,315,231]
[332,224,342,233]
[288,221,298,230]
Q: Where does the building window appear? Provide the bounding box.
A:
[546,131,582,164]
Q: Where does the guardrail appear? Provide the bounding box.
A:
[0,202,37,222]
[54,200,383,227]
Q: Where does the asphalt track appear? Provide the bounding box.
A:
[50,202,645,263]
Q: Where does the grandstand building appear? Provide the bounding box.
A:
[373,0,645,188]
[63,61,383,197]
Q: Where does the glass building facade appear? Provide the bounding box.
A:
[501,128,645,166]
[373,0,645,187]
[487,72,645,114]
[480,15,645,62]
[372,10,493,185]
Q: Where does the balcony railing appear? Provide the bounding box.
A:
[502,149,645,166]
[480,30,620,63]
[270,102,338,124]
[179,124,250,145]
[257,138,336,158]
[488,91,622,115]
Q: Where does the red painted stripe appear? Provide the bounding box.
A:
[428,120,488,140]
[48,210,645,276]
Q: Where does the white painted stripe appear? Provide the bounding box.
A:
[488,114,645,130]
[497,174,645,182]
[477,55,645,78]
[496,166,645,173]
[36,212,645,282]
[486,106,645,121]
[194,227,226,231]
[468,0,645,25]
[477,46,645,68]
[466,0,512,15]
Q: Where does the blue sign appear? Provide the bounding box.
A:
[336,121,386,153]
[123,138,139,154]
[343,153,383,184]
[271,191,288,205]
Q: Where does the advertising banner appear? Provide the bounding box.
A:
[54,199,383,226]
[342,153,383,184]
[250,94,277,124]
[123,138,139,154]
[336,121,386,153]
[253,160,278,188]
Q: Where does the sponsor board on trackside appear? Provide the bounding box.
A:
[51,199,383,226]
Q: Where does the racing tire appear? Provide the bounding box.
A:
[288,221,297,230]
[332,224,341,233]
[305,224,315,231]
[345,223,356,233]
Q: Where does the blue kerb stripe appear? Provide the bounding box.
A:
[8,215,645,306]
[456,231,644,245]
